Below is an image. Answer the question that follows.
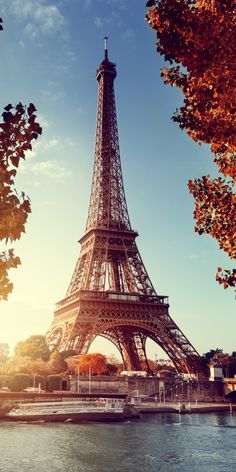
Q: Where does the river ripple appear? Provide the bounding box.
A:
[0,413,235,472]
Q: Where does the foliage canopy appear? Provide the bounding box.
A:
[0,103,42,300]
[14,335,50,362]
[77,353,108,375]
[146,0,236,289]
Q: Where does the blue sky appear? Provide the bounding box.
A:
[0,0,235,359]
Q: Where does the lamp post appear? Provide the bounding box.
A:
[89,364,91,394]
[77,363,80,394]
[130,389,139,405]
[159,380,165,404]
[155,354,158,377]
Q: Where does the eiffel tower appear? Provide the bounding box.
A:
[46,39,200,374]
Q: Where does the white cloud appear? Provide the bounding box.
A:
[41,81,65,102]
[37,114,50,130]
[24,136,61,160]
[94,17,104,29]
[20,135,73,181]
[25,135,76,160]
[31,160,72,180]
[122,28,134,41]
[24,149,37,160]
[106,0,126,10]
[20,157,71,181]
[36,5,64,34]
[9,0,65,36]
[64,137,77,147]
[0,1,7,15]
[41,138,61,151]
[24,22,37,39]
[67,51,77,62]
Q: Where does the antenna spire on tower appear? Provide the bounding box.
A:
[104,36,108,60]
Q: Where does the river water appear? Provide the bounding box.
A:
[0,413,235,472]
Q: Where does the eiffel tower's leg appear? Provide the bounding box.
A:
[100,328,126,367]
[97,327,142,370]
[133,331,151,372]
[46,327,63,351]
[46,316,93,355]
[101,327,150,372]
[121,329,141,370]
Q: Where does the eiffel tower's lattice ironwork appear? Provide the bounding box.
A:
[46,40,200,374]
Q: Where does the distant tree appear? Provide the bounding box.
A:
[10,373,31,392]
[202,348,223,366]
[15,335,50,361]
[61,349,77,359]
[0,343,9,365]
[46,375,62,392]
[65,355,78,374]
[146,0,235,289]
[23,359,51,377]
[116,363,125,375]
[66,353,122,376]
[104,363,118,376]
[78,353,107,375]
[214,352,236,377]
[202,348,236,377]
[48,351,67,374]
[105,354,121,375]
[3,355,32,374]
[0,103,42,300]
[106,353,120,365]
[229,352,236,377]
[0,374,10,388]
[30,374,46,390]
[214,352,231,377]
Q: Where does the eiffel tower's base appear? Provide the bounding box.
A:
[46,290,201,374]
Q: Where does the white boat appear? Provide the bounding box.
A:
[6,397,126,422]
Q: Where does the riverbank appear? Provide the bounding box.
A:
[0,392,235,420]
[137,401,236,414]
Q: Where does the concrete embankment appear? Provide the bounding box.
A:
[137,402,236,414]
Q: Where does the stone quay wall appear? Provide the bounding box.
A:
[69,376,225,402]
